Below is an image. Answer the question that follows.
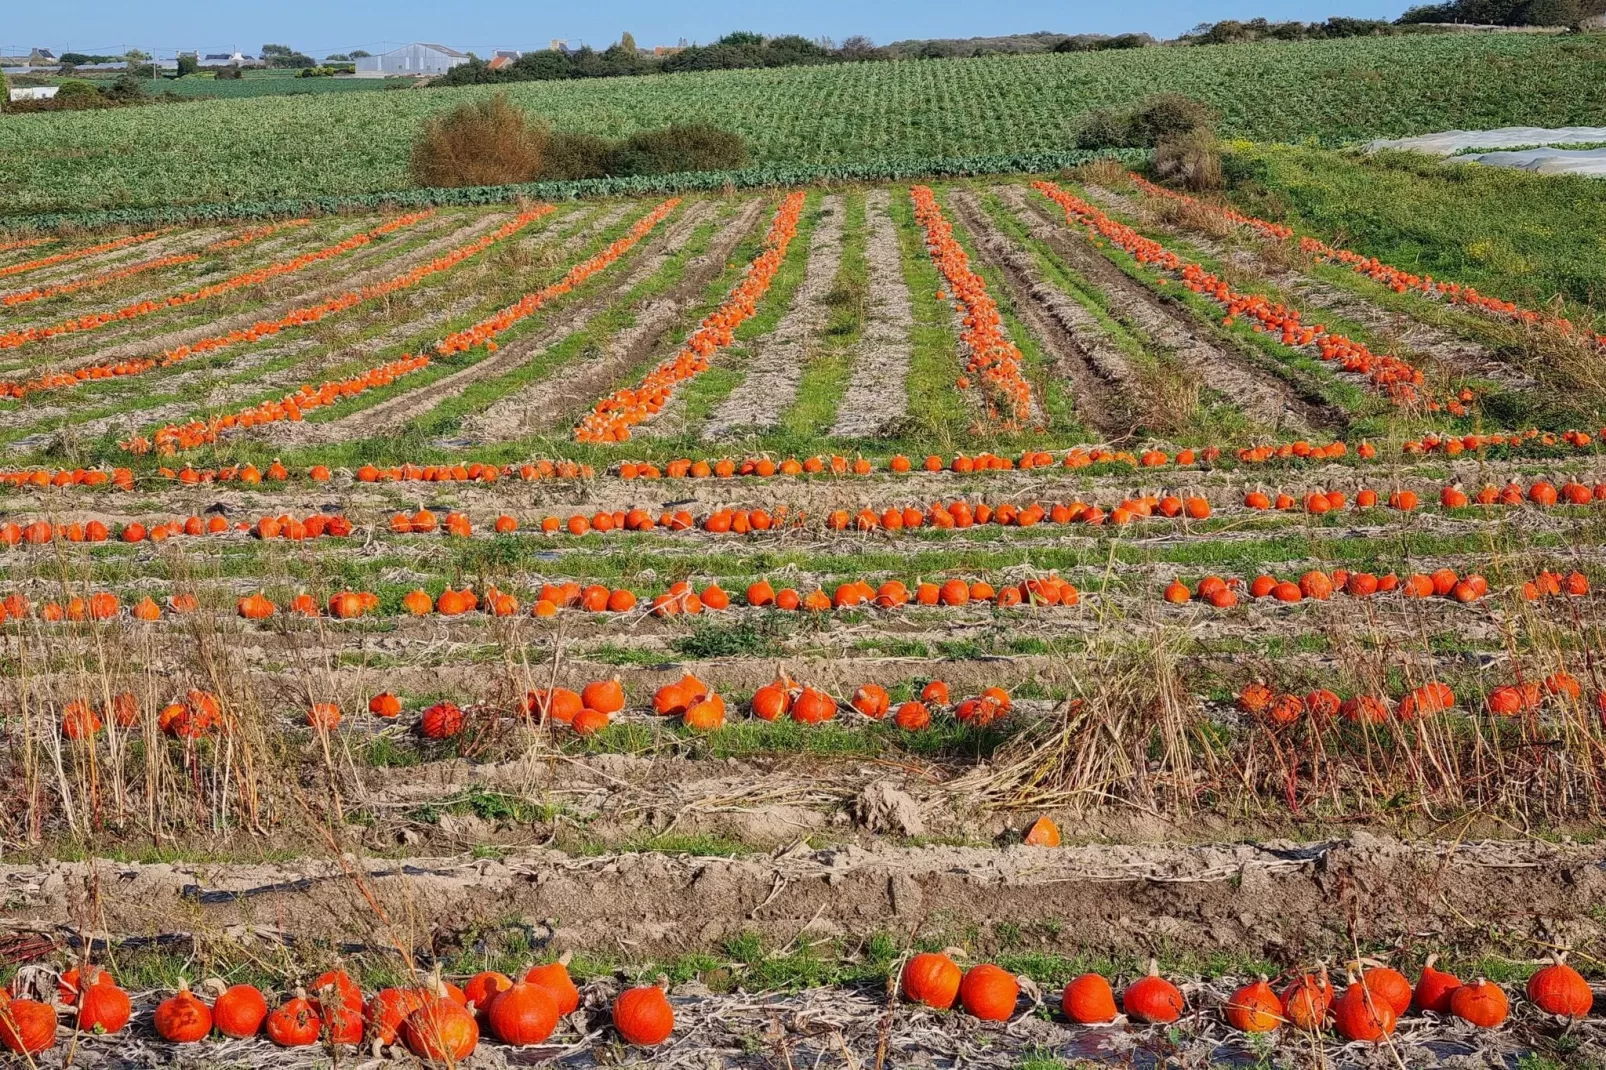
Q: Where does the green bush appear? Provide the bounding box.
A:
[605,123,750,177]
[1128,93,1218,146]
[1074,108,1135,149]
[540,131,615,180]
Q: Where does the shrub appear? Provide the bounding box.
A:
[540,131,614,180]
[605,123,749,177]
[1153,129,1224,192]
[410,92,547,188]
[1074,108,1135,149]
[1074,93,1215,150]
[1128,93,1217,147]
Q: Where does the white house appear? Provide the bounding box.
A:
[354,43,470,77]
[9,86,60,101]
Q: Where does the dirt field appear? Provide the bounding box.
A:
[1,171,1604,1068]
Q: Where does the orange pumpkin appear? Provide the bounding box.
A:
[901,953,961,1009]
[612,985,674,1046]
[524,957,581,1016]
[958,964,1018,1021]
[153,981,213,1043]
[1123,960,1184,1023]
[1224,976,1281,1032]
[211,983,269,1038]
[485,979,558,1045]
[1061,973,1117,1023]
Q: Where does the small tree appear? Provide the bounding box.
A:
[349,50,371,58]
[410,92,548,188]
[177,53,198,77]
[618,32,637,53]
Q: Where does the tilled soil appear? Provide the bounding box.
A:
[1086,183,1539,393]
[702,196,846,437]
[6,213,500,381]
[6,834,1602,964]
[946,190,1140,437]
[454,199,765,445]
[1002,186,1348,434]
[832,190,915,439]
[0,213,467,372]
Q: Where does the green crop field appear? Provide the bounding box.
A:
[3,32,1605,214]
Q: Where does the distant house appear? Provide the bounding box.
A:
[9,85,59,101]
[487,50,520,70]
[28,48,56,64]
[354,43,470,77]
[549,39,572,54]
[202,51,259,67]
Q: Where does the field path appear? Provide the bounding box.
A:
[831,190,914,438]
[1002,186,1346,433]
[946,189,1139,437]
[701,195,846,437]
[453,199,766,443]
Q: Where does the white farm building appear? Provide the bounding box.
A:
[354,43,470,77]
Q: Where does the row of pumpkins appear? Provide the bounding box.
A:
[900,952,1594,1040]
[6,950,1594,1057]
[0,961,669,1058]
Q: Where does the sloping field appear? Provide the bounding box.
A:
[4,34,1606,215]
[2,164,1606,1067]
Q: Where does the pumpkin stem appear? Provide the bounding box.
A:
[653,972,670,991]
[557,950,573,967]
[174,978,190,994]
[1146,957,1159,978]
[199,978,227,1000]
[1424,953,1438,970]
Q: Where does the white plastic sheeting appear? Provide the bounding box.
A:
[1367,127,1606,178]
[1368,127,1606,154]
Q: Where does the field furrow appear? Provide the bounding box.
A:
[275,199,700,446]
[831,189,915,438]
[1001,184,1348,434]
[702,195,846,437]
[945,188,1138,436]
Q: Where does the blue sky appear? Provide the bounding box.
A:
[7,1,1408,59]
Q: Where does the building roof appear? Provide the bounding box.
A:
[487,55,515,69]
[416,43,469,57]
